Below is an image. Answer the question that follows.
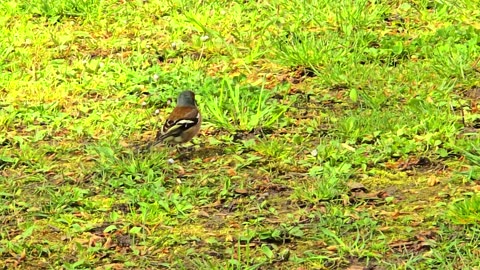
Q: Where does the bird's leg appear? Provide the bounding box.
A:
[176,144,195,153]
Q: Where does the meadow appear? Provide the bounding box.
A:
[1,0,480,269]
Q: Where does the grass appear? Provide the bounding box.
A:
[1,0,480,268]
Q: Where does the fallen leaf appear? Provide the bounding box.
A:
[326,245,338,251]
[228,168,236,176]
[177,166,185,175]
[103,237,114,249]
[347,182,368,192]
[234,188,248,195]
[197,210,210,218]
[427,175,440,186]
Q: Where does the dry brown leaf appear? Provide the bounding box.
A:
[326,245,338,251]
[228,168,236,176]
[347,182,368,192]
[234,188,248,195]
[103,237,114,249]
[197,210,210,218]
[427,175,440,186]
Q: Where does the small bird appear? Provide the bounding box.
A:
[150,90,202,147]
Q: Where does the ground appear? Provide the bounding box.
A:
[1,0,480,269]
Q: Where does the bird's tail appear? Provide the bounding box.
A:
[132,137,164,153]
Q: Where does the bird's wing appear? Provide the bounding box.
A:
[157,106,200,139]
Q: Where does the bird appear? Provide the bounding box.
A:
[148,90,202,148]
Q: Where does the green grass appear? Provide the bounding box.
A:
[1,0,480,269]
